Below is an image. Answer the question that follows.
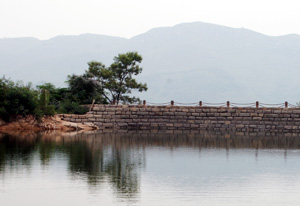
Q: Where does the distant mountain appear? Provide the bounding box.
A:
[1,22,300,103]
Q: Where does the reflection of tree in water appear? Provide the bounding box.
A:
[2,130,300,197]
[61,140,142,196]
[0,133,37,172]
[63,141,105,185]
[104,147,141,196]
[38,139,57,165]
[0,132,142,197]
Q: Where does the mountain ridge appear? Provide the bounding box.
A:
[1,21,300,103]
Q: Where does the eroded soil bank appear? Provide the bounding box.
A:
[0,115,98,132]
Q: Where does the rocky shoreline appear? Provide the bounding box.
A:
[0,115,98,132]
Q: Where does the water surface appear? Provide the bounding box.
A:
[1,131,300,206]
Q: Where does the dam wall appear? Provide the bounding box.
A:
[60,104,300,133]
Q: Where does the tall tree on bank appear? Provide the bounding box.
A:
[84,52,148,105]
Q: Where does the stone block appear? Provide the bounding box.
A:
[218,108,227,113]
[239,113,250,117]
[93,122,103,126]
[292,110,300,114]
[253,117,262,120]
[191,124,199,128]
[220,113,231,117]
[225,121,231,125]
[93,107,100,111]
[130,115,138,118]
[103,123,114,128]
[86,114,94,118]
[175,112,186,116]
[188,120,195,124]
[174,123,183,127]
[158,123,166,127]
[198,124,207,128]
[236,124,244,128]
[284,125,292,129]
[265,114,279,118]
[116,111,122,115]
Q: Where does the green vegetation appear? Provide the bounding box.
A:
[0,133,141,195]
[0,78,40,121]
[0,51,147,122]
[0,77,89,122]
[74,51,147,104]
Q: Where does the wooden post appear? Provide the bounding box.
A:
[89,99,95,112]
[171,100,174,106]
[256,101,259,108]
[45,89,48,109]
[143,100,146,106]
[199,101,202,107]
[227,101,230,108]
[285,101,288,108]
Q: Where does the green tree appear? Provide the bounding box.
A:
[0,77,40,121]
[66,74,106,104]
[85,52,148,105]
[37,83,70,109]
[36,82,89,115]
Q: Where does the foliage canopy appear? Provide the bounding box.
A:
[83,51,148,104]
[0,51,147,122]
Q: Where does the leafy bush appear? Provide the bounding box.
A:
[0,78,39,121]
[57,100,89,114]
[0,78,92,122]
[37,83,70,110]
[44,105,56,116]
[37,83,89,114]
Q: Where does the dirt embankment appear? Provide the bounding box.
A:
[0,115,98,132]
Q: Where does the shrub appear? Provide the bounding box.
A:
[0,78,39,121]
[57,100,89,114]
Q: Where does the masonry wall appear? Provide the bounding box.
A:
[60,104,300,133]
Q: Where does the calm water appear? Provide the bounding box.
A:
[1,131,300,206]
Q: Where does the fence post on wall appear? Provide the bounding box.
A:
[171,100,174,106]
[89,99,95,112]
[256,101,259,108]
[227,101,230,108]
[199,101,202,107]
[143,100,146,106]
[285,101,288,108]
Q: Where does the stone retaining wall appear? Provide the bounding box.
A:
[60,104,300,133]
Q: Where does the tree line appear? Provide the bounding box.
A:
[0,52,147,122]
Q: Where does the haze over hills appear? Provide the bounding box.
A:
[1,22,300,103]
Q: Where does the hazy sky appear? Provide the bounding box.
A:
[0,0,300,39]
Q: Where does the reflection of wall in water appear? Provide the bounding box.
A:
[1,130,299,198]
[56,131,300,150]
[2,131,300,150]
